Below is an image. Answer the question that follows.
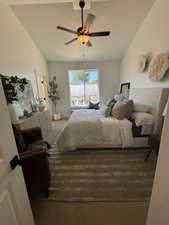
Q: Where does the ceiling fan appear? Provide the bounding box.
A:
[56,0,110,47]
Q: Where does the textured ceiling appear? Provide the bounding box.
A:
[11,0,155,61]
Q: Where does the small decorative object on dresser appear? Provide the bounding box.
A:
[48,76,61,120]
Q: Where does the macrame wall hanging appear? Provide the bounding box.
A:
[148,53,169,81]
[138,53,169,81]
[138,54,150,73]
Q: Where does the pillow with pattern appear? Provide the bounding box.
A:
[100,105,113,117]
[101,99,116,117]
[106,97,115,106]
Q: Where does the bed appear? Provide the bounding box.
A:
[57,88,169,152]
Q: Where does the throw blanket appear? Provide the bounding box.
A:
[57,110,133,152]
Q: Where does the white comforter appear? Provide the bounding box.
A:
[57,110,133,152]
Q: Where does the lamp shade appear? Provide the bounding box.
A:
[78,35,89,44]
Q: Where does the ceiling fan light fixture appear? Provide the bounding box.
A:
[57,0,110,47]
[78,35,89,44]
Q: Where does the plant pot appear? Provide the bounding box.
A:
[8,104,18,123]
[53,113,61,121]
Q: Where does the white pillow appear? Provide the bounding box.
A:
[132,112,154,126]
[114,94,125,101]
[99,105,106,116]
[133,103,152,113]
[106,96,115,106]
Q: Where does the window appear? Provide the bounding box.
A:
[68,70,99,107]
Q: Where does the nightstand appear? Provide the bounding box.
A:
[145,135,160,161]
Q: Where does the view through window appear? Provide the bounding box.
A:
[68,70,99,107]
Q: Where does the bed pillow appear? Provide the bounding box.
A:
[88,101,100,110]
[133,103,152,113]
[100,105,111,117]
[106,97,115,106]
[112,100,134,120]
[132,112,154,126]
[114,93,125,102]
[104,98,117,117]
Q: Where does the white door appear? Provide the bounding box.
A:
[0,81,35,225]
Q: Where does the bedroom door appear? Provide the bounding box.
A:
[0,81,35,225]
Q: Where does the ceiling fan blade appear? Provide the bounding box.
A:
[85,13,95,29]
[88,31,110,37]
[65,38,78,45]
[86,40,92,47]
[57,26,78,35]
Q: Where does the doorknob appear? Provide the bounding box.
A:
[10,155,23,170]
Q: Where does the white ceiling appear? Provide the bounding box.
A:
[11,0,155,62]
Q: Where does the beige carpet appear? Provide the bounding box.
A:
[31,199,149,225]
[48,149,156,202]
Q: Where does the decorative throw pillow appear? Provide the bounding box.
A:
[100,105,109,117]
[105,97,119,117]
[99,105,106,115]
[106,100,117,117]
[100,102,117,117]
[88,101,100,110]
[106,97,115,106]
[112,100,134,120]
[114,94,125,102]
[105,106,112,117]
[109,100,116,113]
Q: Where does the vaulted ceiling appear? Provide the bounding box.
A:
[10,0,155,61]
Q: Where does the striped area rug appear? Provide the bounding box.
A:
[48,148,156,202]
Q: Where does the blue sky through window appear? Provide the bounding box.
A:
[69,70,98,84]
[68,70,99,107]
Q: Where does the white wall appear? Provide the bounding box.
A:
[146,104,169,225]
[0,2,48,76]
[120,0,169,88]
[48,60,120,117]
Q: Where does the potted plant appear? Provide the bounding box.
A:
[0,74,28,122]
[48,76,61,120]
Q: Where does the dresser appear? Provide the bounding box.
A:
[14,109,53,144]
